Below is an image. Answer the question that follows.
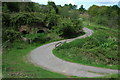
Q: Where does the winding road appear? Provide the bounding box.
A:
[28,27,118,77]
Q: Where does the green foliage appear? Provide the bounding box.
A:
[2,13,11,27]
[45,13,60,29]
[3,41,66,78]
[2,2,41,13]
[19,2,35,12]
[68,10,80,19]
[2,2,20,12]
[58,6,69,18]
[88,5,120,28]
[79,5,86,13]
[47,32,62,41]
[2,3,9,13]
[48,1,58,13]
[2,27,21,44]
[88,5,99,17]
[25,33,49,43]
[2,2,83,48]
[24,31,62,44]
[10,12,46,28]
[58,6,80,19]
[3,2,83,46]
[39,5,50,13]
[53,18,83,38]
[2,1,119,78]
[53,23,119,69]
[64,4,77,10]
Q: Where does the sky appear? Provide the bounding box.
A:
[31,0,120,9]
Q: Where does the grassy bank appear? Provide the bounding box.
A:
[2,27,85,78]
[2,40,67,78]
[53,21,119,70]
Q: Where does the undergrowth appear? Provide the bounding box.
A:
[53,21,119,69]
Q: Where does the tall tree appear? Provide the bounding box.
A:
[64,4,77,10]
[3,2,20,12]
[79,5,86,14]
[48,1,58,13]
[88,5,120,28]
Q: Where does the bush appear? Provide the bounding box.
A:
[2,13,11,27]
[53,18,83,38]
[47,32,62,41]
[45,13,60,29]
[24,33,49,43]
[88,5,120,28]
[10,12,47,28]
[54,27,118,66]
[24,32,62,43]
[2,27,21,49]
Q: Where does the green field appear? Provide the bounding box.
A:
[53,21,119,69]
[2,41,67,78]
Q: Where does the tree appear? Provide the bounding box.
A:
[53,18,83,38]
[79,5,86,14]
[3,2,20,12]
[88,5,100,22]
[2,3,9,13]
[19,2,39,12]
[3,2,41,12]
[48,1,58,13]
[45,12,59,29]
[68,10,80,19]
[58,4,79,19]
[58,6,69,18]
[64,4,77,10]
[88,5,120,28]
[88,5,99,17]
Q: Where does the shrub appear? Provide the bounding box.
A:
[88,5,119,28]
[2,28,21,44]
[47,32,62,41]
[24,33,49,43]
[45,13,60,29]
[54,27,118,66]
[2,13,11,27]
[53,18,83,38]
[10,12,47,28]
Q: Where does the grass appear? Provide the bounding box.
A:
[2,22,119,78]
[2,28,85,78]
[53,21,119,70]
[2,40,67,78]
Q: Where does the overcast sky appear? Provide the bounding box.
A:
[31,0,120,9]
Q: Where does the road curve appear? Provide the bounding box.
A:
[28,27,118,77]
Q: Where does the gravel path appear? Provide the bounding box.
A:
[28,27,118,77]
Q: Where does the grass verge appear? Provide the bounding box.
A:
[2,40,67,78]
[53,21,119,70]
[2,28,85,78]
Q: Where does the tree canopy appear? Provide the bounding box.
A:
[88,5,120,28]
